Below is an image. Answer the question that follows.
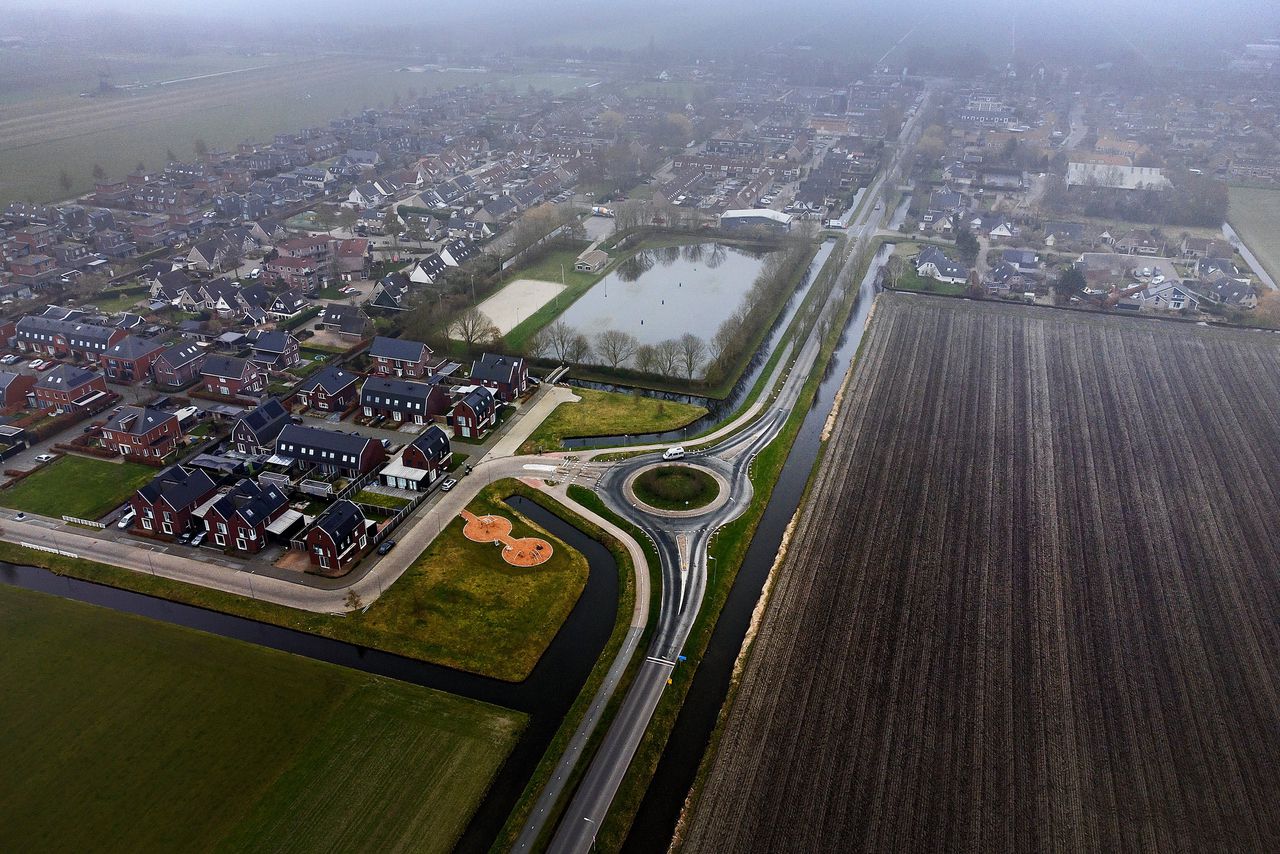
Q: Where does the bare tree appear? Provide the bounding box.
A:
[653,338,682,376]
[885,255,906,289]
[565,333,593,364]
[594,329,639,369]
[543,320,576,360]
[451,306,497,350]
[677,333,707,379]
[635,343,657,374]
[524,329,550,358]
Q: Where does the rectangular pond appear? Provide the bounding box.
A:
[556,241,777,351]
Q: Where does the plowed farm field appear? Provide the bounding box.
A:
[682,293,1280,853]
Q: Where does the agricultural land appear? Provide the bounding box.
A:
[0,584,523,853]
[683,293,1280,852]
[1228,186,1280,283]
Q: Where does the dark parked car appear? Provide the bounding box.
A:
[376,539,396,555]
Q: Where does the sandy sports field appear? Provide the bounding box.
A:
[472,279,566,336]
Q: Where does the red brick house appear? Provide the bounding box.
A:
[16,315,126,360]
[379,424,451,491]
[100,335,165,384]
[275,424,386,476]
[153,341,207,388]
[304,499,371,574]
[264,254,322,291]
[368,336,435,378]
[246,330,300,369]
[200,479,291,554]
[359,375,450,424]
[201,355,266,397]
[450,386,496,439]
[296,366,360,413]
[100,405,182,459]
[470,352,529,402]
[0,370,37,409]
[130,465,218,539]
[34,365,108,412]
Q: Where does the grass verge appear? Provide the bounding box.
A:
[0,456,155,519]
[0,584,523,853]
[519,387,706,454]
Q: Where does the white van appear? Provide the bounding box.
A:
[662,446,686,460]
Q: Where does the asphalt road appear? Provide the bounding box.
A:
[537,86,934,854]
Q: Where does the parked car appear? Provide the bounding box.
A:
[0,354,18,365]
[37,361,56,371]
[178,530,193,544]
[376,539,396,555]
[34,453,56,463]
[190,531,206,547]
[117,510,136,529]
[27,359,44,370]
[441,478,458,492]
[662,446,686,460]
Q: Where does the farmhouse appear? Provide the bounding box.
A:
[379,425,452,492]
[34,365,108,412]
[359,375,450,423]
[369,336,435,378]
[100,405,182,459]
[296,366,360,413]
[130,465,218,539]
[304,499,372,574]
[914,246,969,284]
[275,424,386,476]
[229,397,292,454]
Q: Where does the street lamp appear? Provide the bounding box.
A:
[708,554,717,588]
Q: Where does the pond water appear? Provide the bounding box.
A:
[556,241,775,354]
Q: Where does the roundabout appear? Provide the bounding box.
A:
[623,462,731,518]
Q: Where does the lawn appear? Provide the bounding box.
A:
[365,480,589,681]
[0,585,523,853]
[352,489,412,510]
[1228,186,1280,283]
[633,465,719,511]
[519,387,706,453]
[0,455,155,520]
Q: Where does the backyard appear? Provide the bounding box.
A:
[519,387,707,453]
[0,455,155,520]
[0,585,523,853]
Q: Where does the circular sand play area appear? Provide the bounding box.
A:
[461,510,553,567]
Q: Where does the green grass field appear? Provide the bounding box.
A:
[1228,186,1280,283]
[519,387,707,453]
[0,584,523,853]
[375,480,589,681]
[0,456,155,519]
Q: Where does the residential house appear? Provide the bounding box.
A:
[0,370,36,409]
[360,375,450,424]
[100,405,182,459]
[275,424,386,476]
[201,355,266,397]
[450,386,496,439]
[200,479,291,554]
[335,238,372,281]
[408,252,448,285]
[440,238,479,267]
[380,425,451,491]
[1125,280,1201,312]
[914,246,969,285]
[267,290,310,321]
[317,304,370,339]
[469,352,528,402]
[15,315,125,359]
[246,330,300,368]
[1115,230,1163,256]
[153,341,207,388]
[130,465,218,539]
[304,500,372,574]
[297,366,360,412]
[100,335,164,384]
[368,336,434,378]
[34,365,108,411]
[229,397,292,454]
[369,275,411,311]
[1000,249,1041,273]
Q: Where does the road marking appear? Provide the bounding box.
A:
[646,656,677,666]
[522,464,559,473]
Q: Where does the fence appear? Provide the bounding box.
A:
[61,516,105,528]
[367,488,431,547]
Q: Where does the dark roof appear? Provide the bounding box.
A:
[321,303,369,336]
[312,498,366,543]
[0,370,26,393]
[248,330,294,354]
[104,334,163,360]
[369,336,429,362]
[276,423,373,458]
[409,424,450,460]
[104,405,177,436]
[233,397,291,445]
[202,355,252,379]
[299,365,359,395]
[471,352,524,386]
[17,315,118,343]
[136,465,216,511]
[459,386,495,417]
[360,375,442,404]
[210,479,289,525]
[35,364,99,390]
